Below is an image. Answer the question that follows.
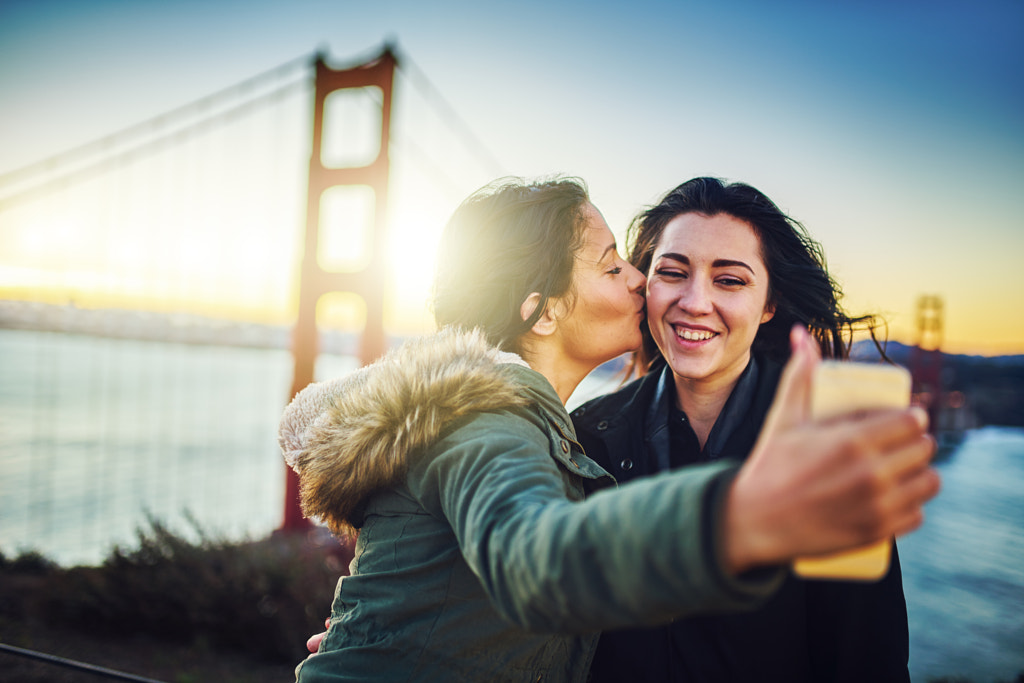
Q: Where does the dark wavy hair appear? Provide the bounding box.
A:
[431,177,590,356]
[626,177,883,374]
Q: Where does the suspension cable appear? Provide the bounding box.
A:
[0,76,311,212]
[0,43,508,212]
[392,46,508,179]
[0,52,315,189]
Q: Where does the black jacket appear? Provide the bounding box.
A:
[571,357,911,683]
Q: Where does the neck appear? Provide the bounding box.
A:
[673,364,747,450]
[521,341,596,405]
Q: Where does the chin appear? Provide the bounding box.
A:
[610,342,641,360]
[666,355,714,382]
[612,331,643,356]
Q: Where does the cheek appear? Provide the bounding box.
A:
[644,298,669,343]
[600,286,635,319]
[737,299,770,332]
[644,285,668,319]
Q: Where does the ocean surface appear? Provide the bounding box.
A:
[1,329,1022,682]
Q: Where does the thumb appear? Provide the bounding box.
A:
[761,325,818,434]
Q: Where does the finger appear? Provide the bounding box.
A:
[890,509,925,538]
[877,433,937,482]
[835,407,930,452]
[307,631,327,654]
[890,465,942,512]
[801,325,822,363]
[763,325,817,432]
[874,466,941,542]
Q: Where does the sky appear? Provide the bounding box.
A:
[0,0,1022,355]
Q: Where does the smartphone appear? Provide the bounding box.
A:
[792,360,912,581]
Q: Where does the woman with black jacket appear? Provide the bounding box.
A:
[572,177,911,683]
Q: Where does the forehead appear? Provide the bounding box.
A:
[656,213,765,264]
[578,203,615,257]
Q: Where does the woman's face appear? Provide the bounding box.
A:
[555,203,647,368]
[645,212,774,389]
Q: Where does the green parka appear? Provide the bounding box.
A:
[280,328,784,682]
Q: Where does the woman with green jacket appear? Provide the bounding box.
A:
[280,178,938,682]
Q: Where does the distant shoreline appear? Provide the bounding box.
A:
[3,299,1022,429]
[0,299,358,354]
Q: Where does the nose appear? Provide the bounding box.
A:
[625,261,646,294]
[676,277,713,316]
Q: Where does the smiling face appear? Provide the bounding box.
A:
[645,212,774,392]
[554,203,647,370]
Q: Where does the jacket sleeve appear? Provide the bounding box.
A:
[804,540,911,682]
[405,410,784,634]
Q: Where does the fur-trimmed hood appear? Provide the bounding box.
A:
[279,327,533,537]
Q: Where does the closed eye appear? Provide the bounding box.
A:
[655,268,687,279]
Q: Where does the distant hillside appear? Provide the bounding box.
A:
[851,340,1024,427]
[851,340,1024,367]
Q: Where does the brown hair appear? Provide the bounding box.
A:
[431,177,591,356]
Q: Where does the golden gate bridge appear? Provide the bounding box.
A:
[0,44,510,562]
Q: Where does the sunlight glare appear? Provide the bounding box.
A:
[384,208,445,335]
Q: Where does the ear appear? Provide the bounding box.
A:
[760,300,776,325]
[521,292,559,337]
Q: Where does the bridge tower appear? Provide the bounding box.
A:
[281,46,398,532]
[909,294,944,429]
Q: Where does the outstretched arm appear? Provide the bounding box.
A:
[722,325,940,574]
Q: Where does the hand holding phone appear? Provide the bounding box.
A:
[793,361,912,581]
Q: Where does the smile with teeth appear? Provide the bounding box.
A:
[675,326,717,342]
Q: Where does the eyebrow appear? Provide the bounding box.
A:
[593,243,617,263]
[656,252,755,274]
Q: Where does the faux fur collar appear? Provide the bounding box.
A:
[279,327,532,537]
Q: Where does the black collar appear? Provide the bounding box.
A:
[645,356,761,466]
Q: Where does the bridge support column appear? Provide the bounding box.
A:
[281,46,398,532]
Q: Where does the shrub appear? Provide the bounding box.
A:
[13,516,350,663]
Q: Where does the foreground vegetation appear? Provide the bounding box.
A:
[0,519,349,682]
[0,520,1020,682]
